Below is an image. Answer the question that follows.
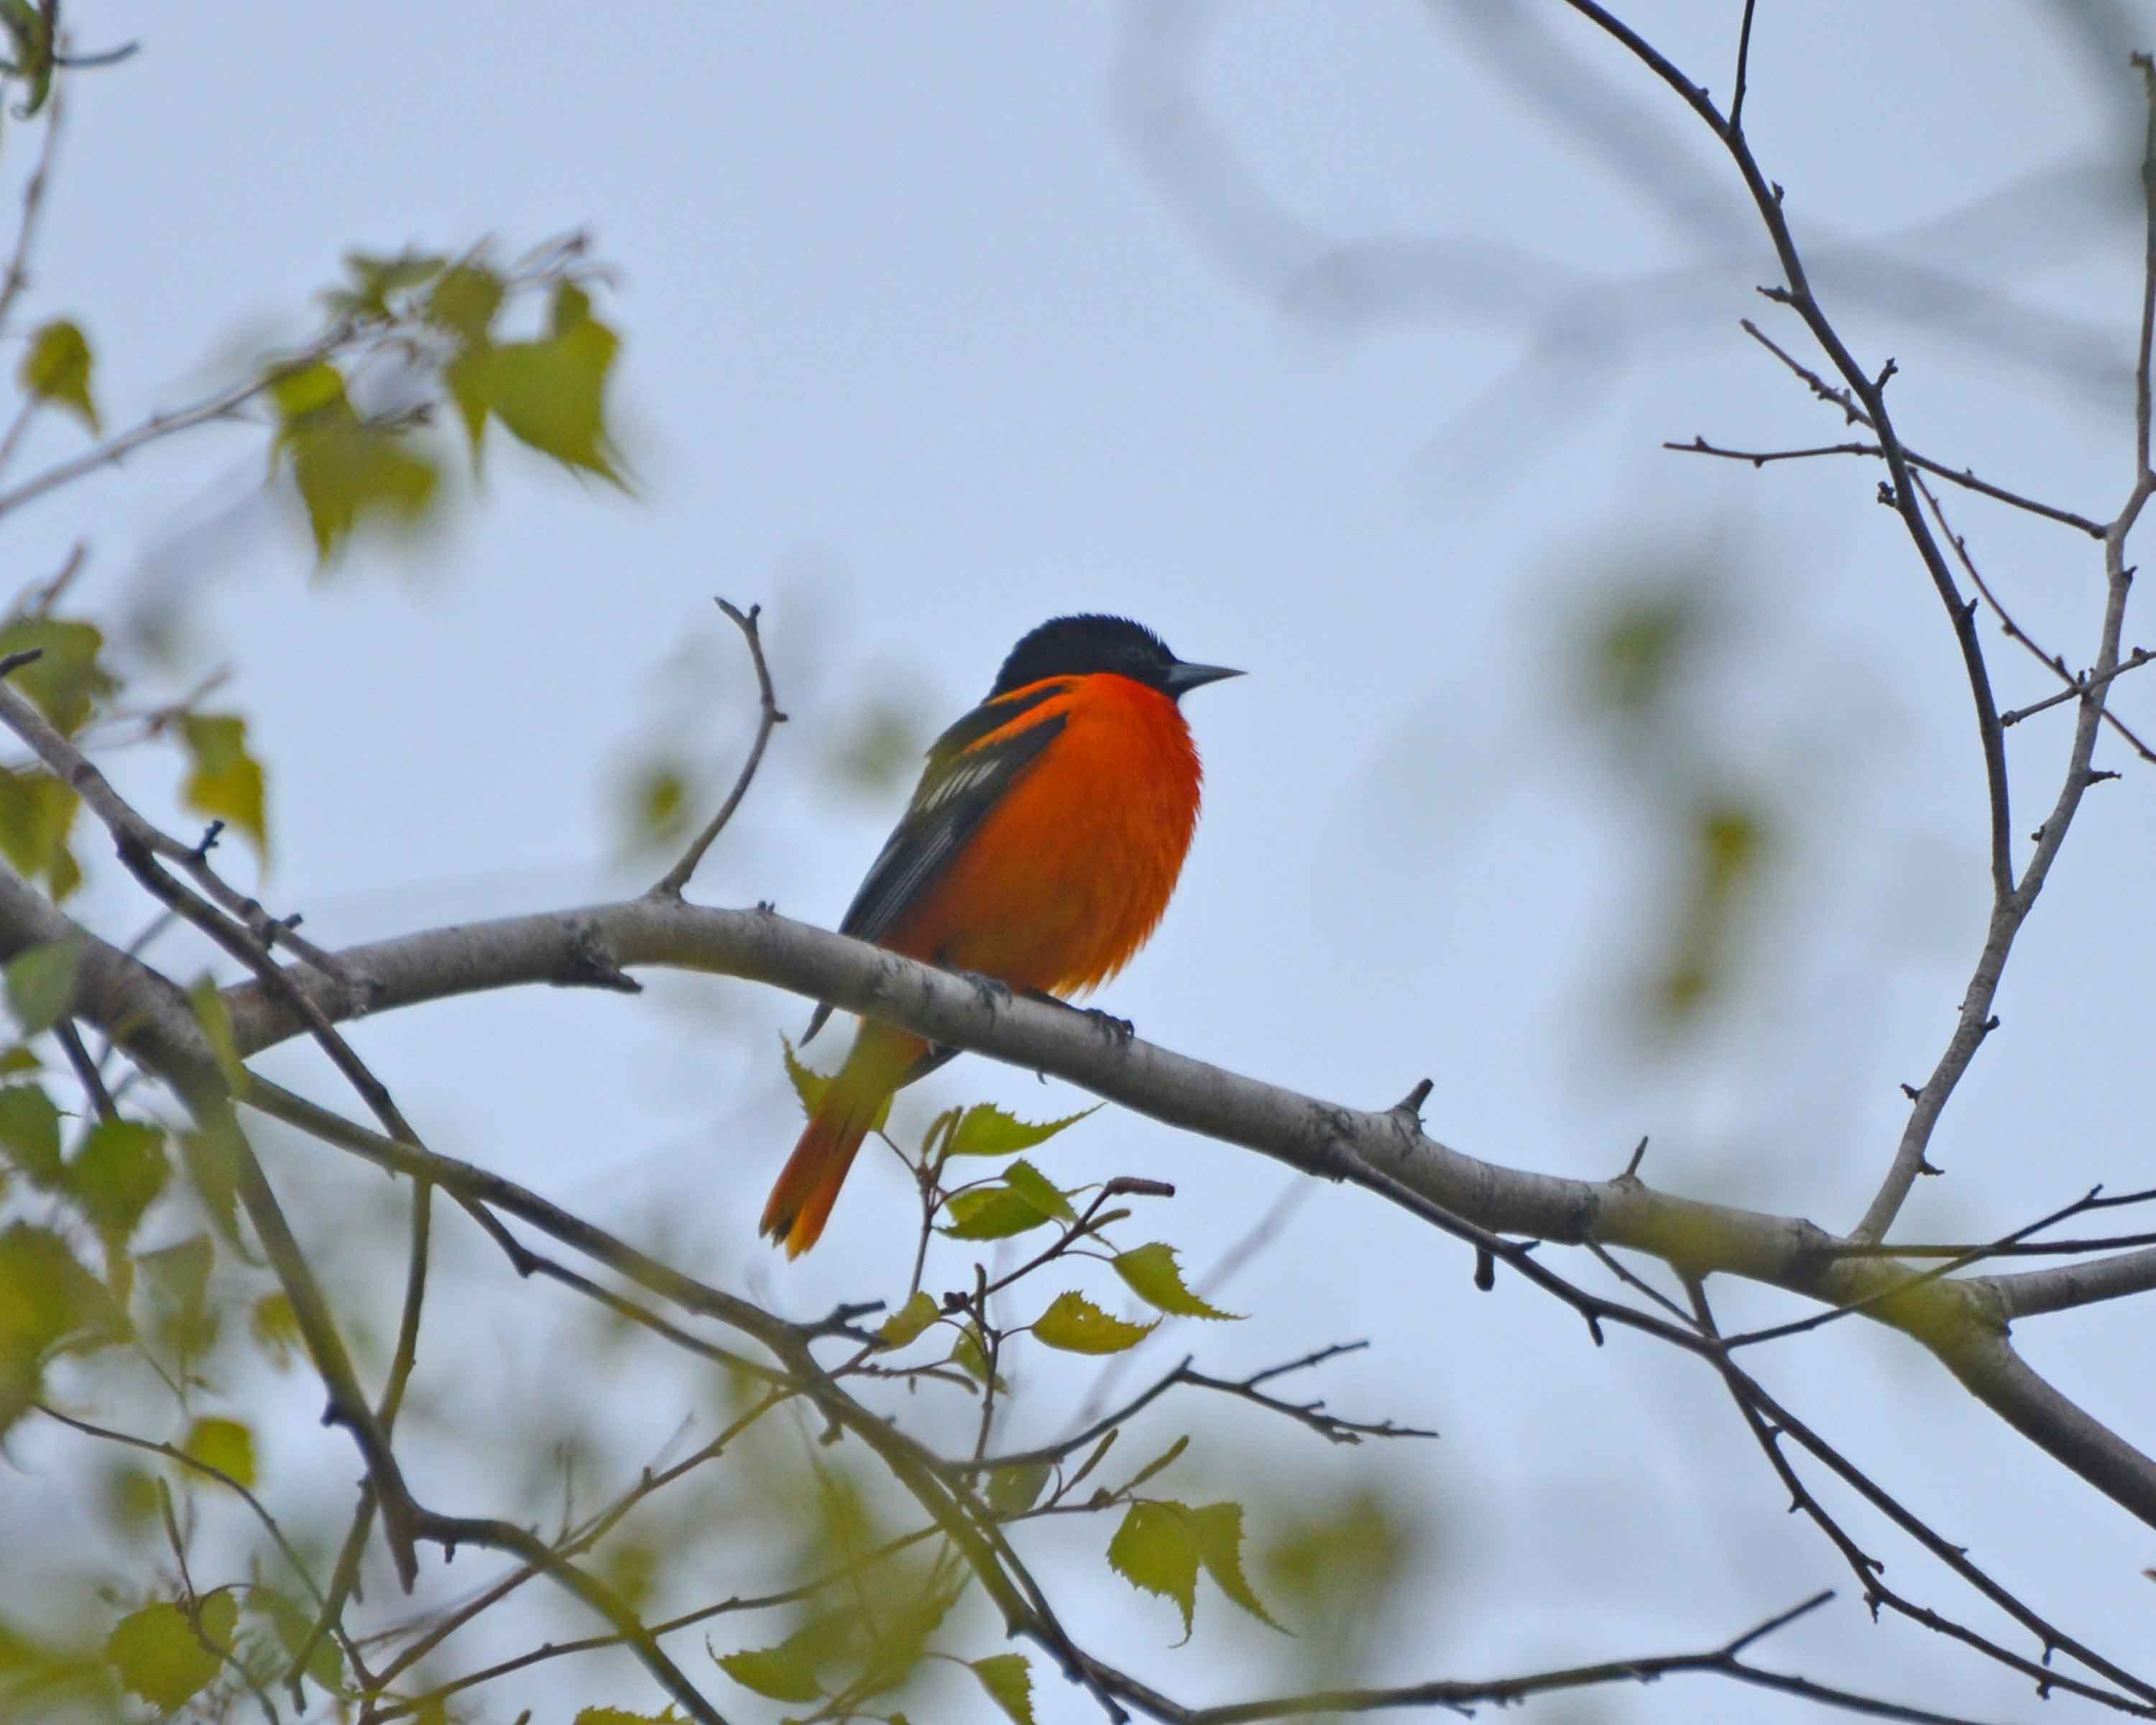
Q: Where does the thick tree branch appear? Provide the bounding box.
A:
[193,891,2156,1538]
[1982,1243,2156,1319]
[10,866,2151,1705]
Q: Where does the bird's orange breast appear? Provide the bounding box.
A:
[883,673,1204,995]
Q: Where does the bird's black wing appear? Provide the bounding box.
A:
[803,684,1067,1044]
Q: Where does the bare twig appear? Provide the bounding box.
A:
[0,73,63,337]
[1545,17,2019,903]
[54,1015,114,1119]
[32,1400,361,1679]
[1682,1281,2156,1718]
[1925,479,2156,763]
[650,598,788,898]
[0,327,350,523]
[2000,647,2155,727]
[1722,1185,2142,1350]
[286,1178,434,1696]
[1078,1586,2014,1725]
[1727,0,1759,134]
[1664,432,2109,538]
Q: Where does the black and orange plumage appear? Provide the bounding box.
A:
[761,615,1240,1255]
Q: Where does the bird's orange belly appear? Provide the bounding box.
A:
[885,687,1201,997]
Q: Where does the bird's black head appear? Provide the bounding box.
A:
[987,614,1242,702]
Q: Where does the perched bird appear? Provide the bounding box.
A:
[761,614,1241,1256]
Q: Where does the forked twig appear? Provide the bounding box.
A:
[651,597,788,898]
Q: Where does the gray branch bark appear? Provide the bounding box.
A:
[175,888,2156,1531]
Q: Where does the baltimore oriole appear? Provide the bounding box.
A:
[760,613,1241,1256]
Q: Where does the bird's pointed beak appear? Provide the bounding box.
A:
[1163,660,1244,697]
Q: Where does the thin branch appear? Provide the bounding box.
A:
[369,1523,933,1721]
[54,1015,114,1119]
[1083,1587,2014,1725]
[0,72,63,337]
[1562,5,2147,1247]
[1722,1185,2129,1350]
[650,598,788,899]
[1727,0,1759,134]
[1663,433,2110,538]
[286,1178,433,1696]
[1852,471,2145,1243]
[2135,52,2156,481]
[1930,482,2156,763]
[2000,647,2155,726]
[32,1401,356,1673]
[1682,1282,2156,1718]
[0,326,351,523]
[1557,2,2017,914]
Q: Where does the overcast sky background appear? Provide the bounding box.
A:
[10,3,2156,1721]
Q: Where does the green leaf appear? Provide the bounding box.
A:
[1656,795,1773,1023]
[1106,1499,1283,1639]
[945,1100,1099,1158]
[67,1120,167,1243]
[1065,1427,1117,1492]
[970,1653,1036,1725]
[0,0,53,116]
[182,1415,255,1487]
[4,937,78,1034]
[780,1034,831,1115]
[284,418,441,561]
[252,1586,341,1695]
[1107,1501,1201,1639]
[461,313,625,482]
[19,318,98,433]
[0,1083,59,1187]
[622,758,690,849]
[1111,1243,1240,1320]
[270,360,344,421]
[876,1289,939,1349]
[552,280,594,332]
[0,764,81,897]
[106,1593,236,1712]
[443,342,492,458]
[336,250,448,321]
[776,1035,893,1141]
[1001,1157,1075,1223]
[1189,1501,1286,1632]
[178,714,268,860]
[950,1320,999,1386]
[1031,1291,1155,1355]
[179,1127,244,1247]
[1115,1433,1189,1496]
[574,1711,677,1725]
[941,1184,1055,1241]
[250,1292,300,1369]
[139,1232,216,1363]
[270,361,440,559]
[1585,586,1697,722]
[0,617,116,737]
[187,978,247,1094]
[985,1460,1051,1517]
[425,264,506,344]
[0,1222,127,1433]
[1263,1488,1413,1625]
[714,1619,836,1703]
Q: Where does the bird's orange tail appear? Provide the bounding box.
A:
[761,1024,920,1256]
